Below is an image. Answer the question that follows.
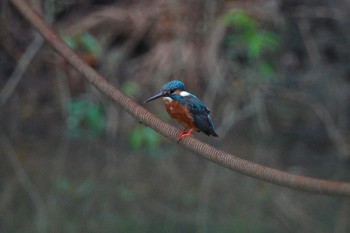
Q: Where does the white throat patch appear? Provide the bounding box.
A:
[179,91,191,97]
[162,97,172,103]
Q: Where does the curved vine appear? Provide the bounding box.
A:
[10,0,350,197]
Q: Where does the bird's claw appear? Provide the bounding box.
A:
[177,129,193,141]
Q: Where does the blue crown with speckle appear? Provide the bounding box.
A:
[161,80,185,92]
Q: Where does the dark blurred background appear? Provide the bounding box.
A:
[1,0,350,232]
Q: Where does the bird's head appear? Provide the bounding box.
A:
[144,80,185,103]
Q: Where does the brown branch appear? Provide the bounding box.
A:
[9,0,350,197]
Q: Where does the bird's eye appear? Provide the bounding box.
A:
[169,90,175,94]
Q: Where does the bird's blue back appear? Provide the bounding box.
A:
[170,93,217,137]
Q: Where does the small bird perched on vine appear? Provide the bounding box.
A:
[144,80,218,141]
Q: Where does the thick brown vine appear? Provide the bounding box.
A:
[10,0,350,197]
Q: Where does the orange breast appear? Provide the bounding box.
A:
[163,100,198,130]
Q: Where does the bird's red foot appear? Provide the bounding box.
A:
[177,129,193,141]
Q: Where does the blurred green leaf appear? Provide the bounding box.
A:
[63,33,102,58]
[258,61,276,78]
[129,127,161,153]
[222,10,280,59]
[248,31,279,58]
[76,179,94,197]
[64,37,77,49]
[122,81,141,97]
[56,177,71,193]
[247,34,264,58]
[259,31,279,48]
[231,218,248,233]
[86,105,105,132]
[79,33,102,58]
[221,11,256,31]
[118,217,143,232]
[129,127,144,150]
[117,185,136,202]
[144,128,160,151]
[65,99,105,138]
[222,10,280,83]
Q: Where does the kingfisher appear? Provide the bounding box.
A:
[144,80,218,141]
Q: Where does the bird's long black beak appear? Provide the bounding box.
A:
[144,92,166,103]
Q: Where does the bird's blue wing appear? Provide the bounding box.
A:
[172,94,218,137]
[193,113,218,136]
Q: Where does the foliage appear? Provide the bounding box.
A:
[222,10,280,78]
[65,99,106,138]
[121,81,141,97]
[129,126,161,154]
[56,177,94,198]
[64,33,102,59]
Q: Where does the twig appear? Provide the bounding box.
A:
[280,90,349,158]
[297,19,321,66]
[0,34,44,106]
[0,133,47,233]
[0,0,55,106]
